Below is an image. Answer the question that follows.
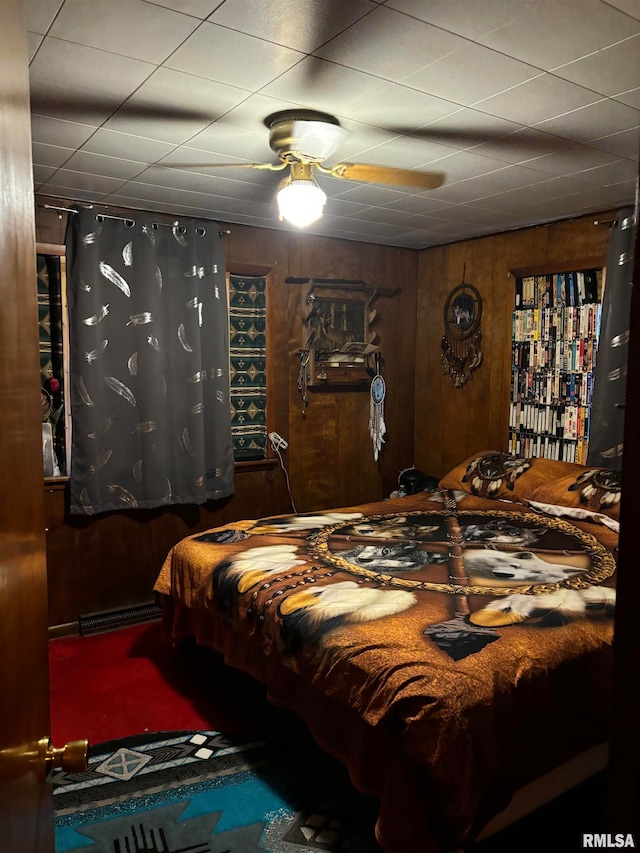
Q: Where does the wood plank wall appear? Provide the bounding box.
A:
[35,199,417,627]
[414,211,615,480]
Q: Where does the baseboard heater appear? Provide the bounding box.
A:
[78,601,162,635]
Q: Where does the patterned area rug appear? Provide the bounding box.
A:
[53,730,382,853]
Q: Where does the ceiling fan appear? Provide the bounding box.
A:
[164,109,446,228]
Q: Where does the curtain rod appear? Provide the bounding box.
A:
[42,204,231,235]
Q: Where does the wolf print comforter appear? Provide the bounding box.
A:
[155,488,617,852]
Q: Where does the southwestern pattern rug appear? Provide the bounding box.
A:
[53,730,382,853]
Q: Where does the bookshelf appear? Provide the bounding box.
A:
[509,260,606,464]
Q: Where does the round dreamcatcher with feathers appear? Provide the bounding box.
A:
[441,272,483,388]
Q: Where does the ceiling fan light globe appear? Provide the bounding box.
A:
[276,181,327,228]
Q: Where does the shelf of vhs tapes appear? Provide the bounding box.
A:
[509,267,604,464]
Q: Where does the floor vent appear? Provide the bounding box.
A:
[78,601,162,636]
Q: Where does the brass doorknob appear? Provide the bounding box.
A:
[38,737,88,780]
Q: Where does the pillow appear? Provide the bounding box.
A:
[438,450,584,503]
[528,467,622,522]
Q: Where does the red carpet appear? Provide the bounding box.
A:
[49,620,289,746]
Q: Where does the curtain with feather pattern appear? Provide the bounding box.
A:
[65,206,234,515]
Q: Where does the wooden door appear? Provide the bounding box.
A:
[0,2,55,851]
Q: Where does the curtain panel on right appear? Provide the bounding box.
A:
[587,207,637,468]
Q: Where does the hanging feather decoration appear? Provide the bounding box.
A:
[79,488,94,514]
[147,335,160,352]
[107,483,139,508]
[178,323,193,352]
[127,352,138,376]
[89,449,113,474]
[87,416,113,439]
[82,304,109,325]
[142,224,156,245]
[133,459,143,482]
[82,228,102,246]
[122,241,133,266]
[132,421,157,434]
[156,267,163,290]
[126,312,153,326]
[78,375,94,407]
[99,261,131,297]
[85,339,108,364]
[104,375,137,406]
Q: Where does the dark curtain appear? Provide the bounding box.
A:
[587,207,637,468]
[66,206,234,515]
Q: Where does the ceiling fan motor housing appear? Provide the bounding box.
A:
[266,109,344,164]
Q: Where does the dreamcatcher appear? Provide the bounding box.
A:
[440,272,483,388]
[369,354,386,461]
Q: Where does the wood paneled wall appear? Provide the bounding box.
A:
[35,199,417,627]
[414,211,615,480]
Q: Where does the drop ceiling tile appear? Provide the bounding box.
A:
[216,93,309,134]
[29,80,124,124]
[81,129,178,162]
[314,6,467,80]
[50,0,200,64]
[28,32,44,60]
[324,198,372,217]
[133,0,222,19]
[182,123,273,161]
[63,151,148,180]
[425,150,514,182]
[133,167,275,202]
[384,0,530,42]
[569,159,639,186]
[33,165,58,186]
[38,185,106,202]
[261,57,395,115]
[102,68,248,144]
[164,22,305,91]
[353,206,422,225]
[588,126,640,158]
[602,0,640,19]
[351,134,457,169]
[551,36,640,97]
[468,127,576,164]
[32,141,75,168]
[420,109,524,149]
[347,82,461,129]
[327,183,408,205]
[473,75,601,125]
[534,99,640,143]
[31,114,98,148]
[29,37,156,99]
[520,145,620,176]
[427,164,557,203]
[475,176,593,211]
[613,88,640,109]
[42,169,128,194]
[395,212,453,230]
[404,44,541,107]
[24,0,64,35]
[209,0,376,52]
[381,195,456,215]
[478,0,640,70]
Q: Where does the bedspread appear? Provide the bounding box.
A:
[155,488,616,852]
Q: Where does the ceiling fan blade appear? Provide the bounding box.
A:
[326,162,445,190]
[160,161,285,172]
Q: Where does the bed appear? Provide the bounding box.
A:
[154,451,620,852]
